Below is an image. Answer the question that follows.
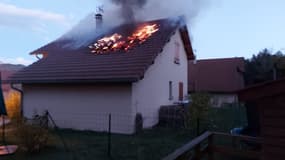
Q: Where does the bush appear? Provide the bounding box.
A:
[5,91,21,121]
[186,92,211,131]
[15,115,50,153]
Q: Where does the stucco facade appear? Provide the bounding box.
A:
[23,84,134,134]
[22,30,189,134]
[132,31,188,127]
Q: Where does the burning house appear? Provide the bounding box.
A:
[8,15,194,134]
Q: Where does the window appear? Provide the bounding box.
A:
[174,41,180,64]
[169,81,173,100]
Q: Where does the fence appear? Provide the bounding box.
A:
[3,105,247,160]
[163,131,262,160]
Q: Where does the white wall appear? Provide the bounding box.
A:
[132,30,188,128]
[23,84,134,134]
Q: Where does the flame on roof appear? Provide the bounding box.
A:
[89,23,159,54]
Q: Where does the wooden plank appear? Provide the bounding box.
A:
[212,145,261,159]
[208,134,214,160]
[264,145,285,155]
[264,138,285,147]
[263,155,285,160]
[263,127,285,138]
[263,109,285,117]
[238,80,285,101]
[263,151,285,160]
[263,119,285,128]
[163,131,212,160]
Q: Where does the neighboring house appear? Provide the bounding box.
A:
[8,16,194,134]
[188,57,245,107]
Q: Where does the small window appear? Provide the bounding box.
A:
[169,81,173,100]
[174,41,180,64]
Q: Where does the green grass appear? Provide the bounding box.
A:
[2,105,247,160]
[3,127,195,160]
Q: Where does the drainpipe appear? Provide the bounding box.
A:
[10,83,24,116]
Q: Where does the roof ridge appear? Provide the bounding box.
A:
[192,57,244,62]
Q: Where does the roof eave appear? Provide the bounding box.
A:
[4,77,139,85]
[179,26,195,60]
[238,78,285,102]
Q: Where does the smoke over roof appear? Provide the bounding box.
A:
[108,0,210,25]
[40,0,210,51]
[110,0,147,22]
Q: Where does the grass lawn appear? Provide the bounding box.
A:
[3,127,195,160]
[2,105,247,160]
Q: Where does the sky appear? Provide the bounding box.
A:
[0,0,285,65]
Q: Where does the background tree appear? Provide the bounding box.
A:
[244,48,285,85]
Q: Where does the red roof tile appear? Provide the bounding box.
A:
[188,57,245,93]
[8,17,194,84]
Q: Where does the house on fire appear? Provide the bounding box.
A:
[8,15,194,134]
[188,57,245,107]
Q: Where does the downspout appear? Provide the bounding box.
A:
[10,83,24,117]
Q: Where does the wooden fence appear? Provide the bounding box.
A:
[163,131,262,160]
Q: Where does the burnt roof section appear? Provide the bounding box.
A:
[8,17,194,84]
[188,57,245,93]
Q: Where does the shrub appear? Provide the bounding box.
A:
[186,92,211,132]
[5,91,21,121]
[15,115,50,153]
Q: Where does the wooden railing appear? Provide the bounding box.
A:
[163,131,262,160]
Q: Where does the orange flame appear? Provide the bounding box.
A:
[89,23,159,54]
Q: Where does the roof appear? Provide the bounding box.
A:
[188,57,245,93]
[238,78,285,101]
[8,17,194,84]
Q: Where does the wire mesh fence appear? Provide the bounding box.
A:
[2,104,247,160]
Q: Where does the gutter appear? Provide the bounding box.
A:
[10,83,24,116]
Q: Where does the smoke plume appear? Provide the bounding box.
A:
[109,0,211,25]
[60,0,210,49]
[110,0,147,22]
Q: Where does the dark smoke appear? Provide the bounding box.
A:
[111,0,147,22]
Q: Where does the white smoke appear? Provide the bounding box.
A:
[108,0,211,25]
[60,0,210,49]
[59,3,124,49]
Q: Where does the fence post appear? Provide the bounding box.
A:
[194,143,201,160]
[196,118,200,136]
[108,114,112,157]
[44,111,49,129]
[2,115,5,145]
[208,134,214,160]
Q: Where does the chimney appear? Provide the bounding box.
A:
[95,13,103,29]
